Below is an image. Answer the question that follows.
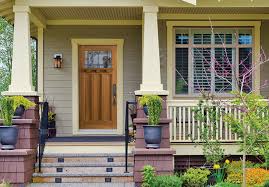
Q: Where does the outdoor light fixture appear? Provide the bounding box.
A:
[53,54,63,68]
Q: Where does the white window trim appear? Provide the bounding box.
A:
[166,21,261,99]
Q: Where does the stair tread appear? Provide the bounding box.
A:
[28,183,135,187]
[36,163,133,167]
[33,172,133,177]
[41,153,133,157]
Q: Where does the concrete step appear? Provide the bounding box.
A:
[32,172,134,183]
[28,182,135,187]
[41,153,134,164]
[35,163,133,174]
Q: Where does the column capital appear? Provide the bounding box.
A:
[143,6,158,13]
[13,5,31,13]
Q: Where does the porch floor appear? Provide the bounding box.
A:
[47,136,125,143]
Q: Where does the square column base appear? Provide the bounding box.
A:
[133,148,176,187]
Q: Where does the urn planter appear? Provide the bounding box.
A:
[0,125,19,150]
[14,105,25,118]
[143,125,162,149]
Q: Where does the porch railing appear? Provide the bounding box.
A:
[167,100,245,143]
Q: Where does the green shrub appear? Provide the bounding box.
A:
[142,165,182,187]
[12,96,35,110]
[0,97,14,126]
[142,165,155,187]
[226,160,254,175]
[264,180,269,187]
[152,175,183,187]
[182,168,211,187]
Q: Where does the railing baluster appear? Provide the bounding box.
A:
[188,107,191,141]
[183,107,186,141]
[220,106,223,141]
[192,107,195,141]
[173,107,177,141]
[169,106,173,141]
[225,107,228,140]
[229,106,232,141]
[179,106,182,141]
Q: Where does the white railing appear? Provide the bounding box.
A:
[167,100,243,143]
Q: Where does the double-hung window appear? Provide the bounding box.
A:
[174,28,253,96]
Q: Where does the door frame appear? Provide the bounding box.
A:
[71,39,124,135]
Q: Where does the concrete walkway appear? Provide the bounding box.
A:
[28,183,135,187]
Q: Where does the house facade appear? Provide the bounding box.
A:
[1,0,269,185]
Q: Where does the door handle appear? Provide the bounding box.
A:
[112,84,117,104]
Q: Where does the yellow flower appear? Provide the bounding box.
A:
[213,164,221,169]
[225,159,230,164]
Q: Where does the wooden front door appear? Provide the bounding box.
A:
[79,45,117,129]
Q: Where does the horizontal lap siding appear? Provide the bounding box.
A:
[44,25,142,136]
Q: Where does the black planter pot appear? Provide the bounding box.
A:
[13,105,25,118]
[143,125,162,149]
[143,105,148,116]
[0,125,19,150]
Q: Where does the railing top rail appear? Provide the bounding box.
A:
[167,99,269,107]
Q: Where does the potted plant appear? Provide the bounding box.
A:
[139,95,150,116]
[12,96,35,118]
[0,96,18,150]
[139,95,163,149]
[48,111,56,138]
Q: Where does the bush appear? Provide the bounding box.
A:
[182,168,211,187]
[246,168,269,186]
[152,175,183,187]
[142,165,155,187]
[226,161,254,175]
[0,180,11,187]
[226,168,269,186]
[142,165,182,187]
[264,180,269,187]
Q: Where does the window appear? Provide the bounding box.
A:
[174,28,253,95]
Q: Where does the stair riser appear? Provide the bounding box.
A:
[42,157,134,164]
[32,176,133,183]
[35,167,133,174]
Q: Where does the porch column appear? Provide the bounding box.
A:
[135,6,168,95]
[2,5,36,96]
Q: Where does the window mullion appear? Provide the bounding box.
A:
[188,28,193,95]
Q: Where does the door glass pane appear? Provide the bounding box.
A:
[84,50,112,68]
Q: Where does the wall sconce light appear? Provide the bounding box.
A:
[53,54,63,68]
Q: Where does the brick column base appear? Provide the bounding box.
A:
[134,148,176,186]
[0,149,36,186]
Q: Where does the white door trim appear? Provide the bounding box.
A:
[71,38,124,135]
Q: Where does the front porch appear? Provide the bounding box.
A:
[2,0,269,185]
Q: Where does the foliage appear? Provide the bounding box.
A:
[226,167,269,186]
[264,180,269,187]
[12,96,35,110]
[0,18,13,93]
[193,97,224,164]
[0,180,11,187]
[226,173,243,184]
[139,95,150,106]
[139,95,162,125]
[151,175,183,187]
[142,165,155,187]
[48,111,56,122]
[212,160,230,184]
[226,161,255,175]
[245,168,269,186]
[182,168,211,187]
[0,96,14,126]
[213,182,240,187]
[0,17,37,95]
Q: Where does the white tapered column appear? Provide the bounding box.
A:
[135,6,168,95]
[2,6,37,96]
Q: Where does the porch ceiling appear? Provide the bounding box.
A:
[37,7,143,20]
[0,0,14,23]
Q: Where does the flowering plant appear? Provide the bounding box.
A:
[213,159,230,184]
